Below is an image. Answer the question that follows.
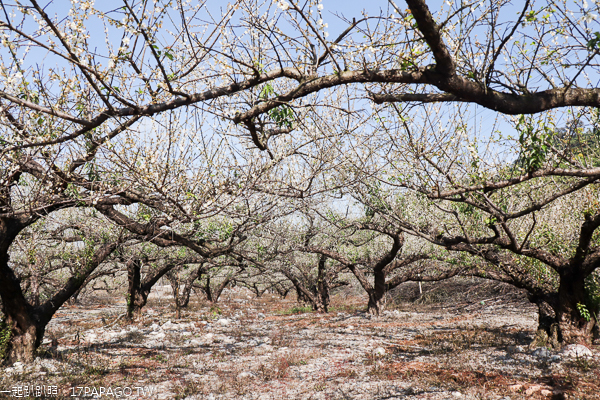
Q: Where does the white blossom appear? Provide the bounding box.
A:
[277,0,290,11]
[584,12,597,23]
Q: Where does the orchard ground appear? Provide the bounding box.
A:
[1,279,599,400]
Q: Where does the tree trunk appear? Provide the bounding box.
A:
[126,259,148,320]
[315,254,330,313]
[528,298,560,349]
[283,269,327,312]
[167,265,202,319]
[178,264,204,308]
[126,259,176,320]
[556,272,595,344]
[314,286,329,312]
[171,280,182,319]
[274,283,291,299]
[367,294,385,316]
[212,278,231,303]
[4,316,43,364]
[0,218,43,363]
[1,250,49,363]
[203,275,214,302]
[367,270,386,316]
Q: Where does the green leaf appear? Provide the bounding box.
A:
[587,32,600,50]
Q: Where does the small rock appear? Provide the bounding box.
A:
[163,324,180,331]
[532,347,550,358]
[257,313,265,319]
[451,391,462,397]
[150,323,161,331]
[373,347,386,356]
[84,332,98,343]
[149,331,166,340]
[506,345,520,355]
[217,318,231,326]
[525,384,542,396]
[144,340,165,349]
[105,331,121,340]
[562,344,593,358]
[35,359,60,373]
[509,384,523,392]
[550,355,562,362]
[256,344,273,353]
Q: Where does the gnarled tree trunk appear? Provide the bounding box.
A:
[198,274,232,304]
[0,257,47,363]
[367,270,386,316]
[126,259,175,320]
[0,217,43,363]
[528,297,560,349]
[167,263,204,319]
[556,272,595,345]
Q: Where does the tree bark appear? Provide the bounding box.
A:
[281,254,337,313]
[315,254,331,313]
[126,259,176,320]
[167,263,204,319]
[126,259,144,320]
[0,218,43,363]
[528,297,560,349]
[367,270,386,316]
[556,271,595,344]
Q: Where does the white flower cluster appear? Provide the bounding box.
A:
[1,66,24,95]
[584,12,597,23]
[276,0,290,11]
